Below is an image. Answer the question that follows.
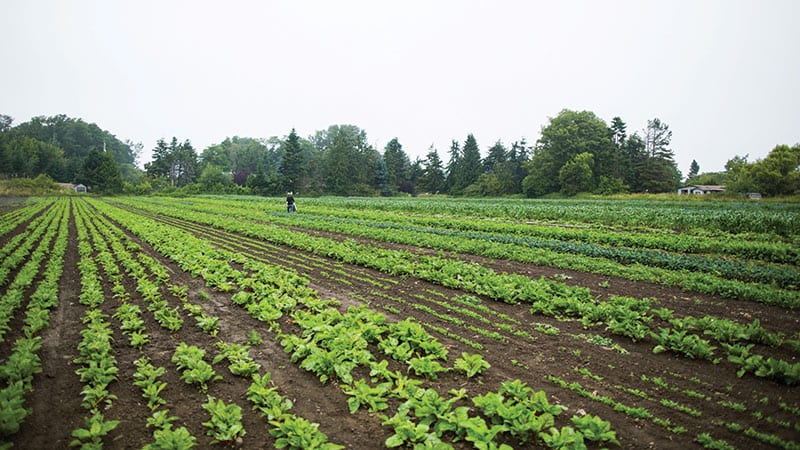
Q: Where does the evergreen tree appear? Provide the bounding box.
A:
[624,133,647,191]
[319,125,377,195]
[79,148,122,193]
[375,154,391,196]
[383,138,411,193]
[449,134,482,194]
[610,117,627,148]
[444,140,461,193]
[483,141,507,173]
[638,118,681,193]
[421,146,446,194]
[145,137,198,187]
[281,128,305,193]
[507,139,530,194]
[687,160,700,181]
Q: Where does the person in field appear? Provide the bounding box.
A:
[286,192,296,213]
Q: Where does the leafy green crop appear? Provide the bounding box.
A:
[202,396,246,445]
[453,352,490,378]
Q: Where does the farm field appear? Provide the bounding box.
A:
[1,195,799,449]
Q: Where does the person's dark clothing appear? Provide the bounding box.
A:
[286,195,295,213]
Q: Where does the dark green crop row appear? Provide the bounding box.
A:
[266,213,799,289]
[238,195,800,237]
[255,199,799,265]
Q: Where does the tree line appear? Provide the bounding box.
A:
[1,111,797,197]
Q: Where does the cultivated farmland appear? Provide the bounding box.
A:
[1,195,798,449]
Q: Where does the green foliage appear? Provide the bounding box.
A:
[143,426,197,449]
[652,328,717,360]
[539,426,586,449]
[247,329,265,346]
[559,152,594,196]
[0,381,30,436]
[571,414,619,446]
[727,144,800,196]
[269,415,344,450]
[342,379,391,413]
[247,372,293,420]
[213,341,261,378]
[171,343,221,392]
[0,174,62,195]
[453,352,490,378]
[201,396,246,445]
[69,412,120,449]
[407,356,446,380]
[79,149,123,194]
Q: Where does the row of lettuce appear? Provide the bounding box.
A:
[0,198,68,438]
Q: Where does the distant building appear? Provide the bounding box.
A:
[73,184,87,193]
[677,185,725,195]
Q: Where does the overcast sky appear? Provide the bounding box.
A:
[2,1,798,175]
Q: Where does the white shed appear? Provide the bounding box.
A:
[677,185,725,195]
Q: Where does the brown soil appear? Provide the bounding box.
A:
[3,200,798,449]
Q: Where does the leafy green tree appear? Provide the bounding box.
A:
[474,140,523,196]
[0,114,12,133]
[246,170,278,196]
[473,160,518,196]
[742,144,800,196]
[723,155,756,193]
[198,164,233,193]
[559,152,594,196]
[79,149,122,194]
[523,110,615,196]
[0,134,64,179]
[688,172,726,186]
[10,114,134,181]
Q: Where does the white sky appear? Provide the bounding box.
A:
[2,1,798,175]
